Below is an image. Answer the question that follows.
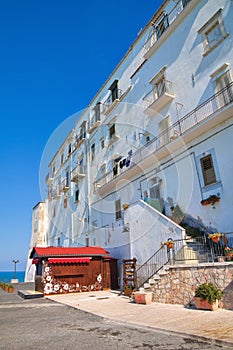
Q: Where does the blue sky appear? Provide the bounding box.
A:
[0,0,163,271]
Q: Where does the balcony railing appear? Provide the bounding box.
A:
[144,0,192,55]
[46,172,54,185]
[71,165,85,182]
[87,111,101,134]
[61,178,70,192]
[94,82,233,191]
[75,132,86,148]
[103,89,122,114]
[143,80,174,113]
[53,184,62,199]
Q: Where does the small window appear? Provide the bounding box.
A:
[61,153,64,165]
[91,143,95,161]
[109,124,116,139]
[53,207,56,217]
[159,116,171,145]
[75,187,79,202]
[115,199,122,220]
[101,138,105,149]
[198,9,228,56]
[100,164,106,176]
[200,155,216,186]
[65,169,70,186]
[52,166,55,175]
[109,80,119,102]
[64,197,68,208]
[93,103,101,123]
[68,143,72,155]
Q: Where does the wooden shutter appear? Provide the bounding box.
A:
[201,155,216,186]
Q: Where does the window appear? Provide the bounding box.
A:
[109,124,116,139]
[100,164,106,176]
[68,143,72,155]
[65,169,70,187]
[200,155,216,186]
[64,197,68,208]
[115,199,122,220]
[159,116,171,145]
[109,80,119,102]
[215,70,233,106]
[75,187,79,202]
[91,143,95,161]
[100,138,105,149]
[93,103,101,123]
[198,9,228,56]
[80,122,87,138]
[155,13,169,40]
[61,153,64,165]
[149,177,161,199]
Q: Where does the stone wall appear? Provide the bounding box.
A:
[152,262,233,310]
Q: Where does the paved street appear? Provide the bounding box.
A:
[0,285,232,350]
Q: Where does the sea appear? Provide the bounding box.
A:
[0,271,25,283]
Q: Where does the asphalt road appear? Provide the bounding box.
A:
[0,296,230,350]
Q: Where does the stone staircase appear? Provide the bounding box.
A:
[137,237,212,294]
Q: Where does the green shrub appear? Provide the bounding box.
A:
[195,282,223,303]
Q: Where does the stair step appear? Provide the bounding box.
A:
[149,278,155,285]
[143,283,151,289]
[153,274,161,280]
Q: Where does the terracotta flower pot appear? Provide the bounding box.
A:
[134,292,153,305]
[211,236,220,243]
[167,243,174,249]
[194,296,218,311]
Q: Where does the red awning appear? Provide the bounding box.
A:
[48,257,91,264]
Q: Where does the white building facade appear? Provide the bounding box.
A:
[26,0,233,283]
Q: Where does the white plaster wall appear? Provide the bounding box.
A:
[125,200,185,265]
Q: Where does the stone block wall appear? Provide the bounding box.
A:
[152,262,233,310]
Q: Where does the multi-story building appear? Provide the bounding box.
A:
[26,0,233,284]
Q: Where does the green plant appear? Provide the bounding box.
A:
[124,284,134,290]
[195,283,223,304]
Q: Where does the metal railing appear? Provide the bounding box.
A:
[143,79,174,106]
[135,232,233,289]
[136,245,168,289]
[95,83,233,190]
[144,0,192,54]
[103,89,122,111]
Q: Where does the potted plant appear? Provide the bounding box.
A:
[8,284,14,293]
[194,282,223,311]
[201,194,220,206]
[209,233,222,243]
[124,284,134,296]
[164,240,174,250]
[225,247,233,261]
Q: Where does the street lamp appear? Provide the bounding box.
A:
[12,259,19,280]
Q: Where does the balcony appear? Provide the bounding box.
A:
[54,185,62,199]
[87,113,101,134]
[144,0,193,59]
[61,179,70,192]
[71,165,86,182]
[103,89,122,116]
[94,83,233,195]
[46,173,54,185]
[143,80,174,115]
[74,132,86,149]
